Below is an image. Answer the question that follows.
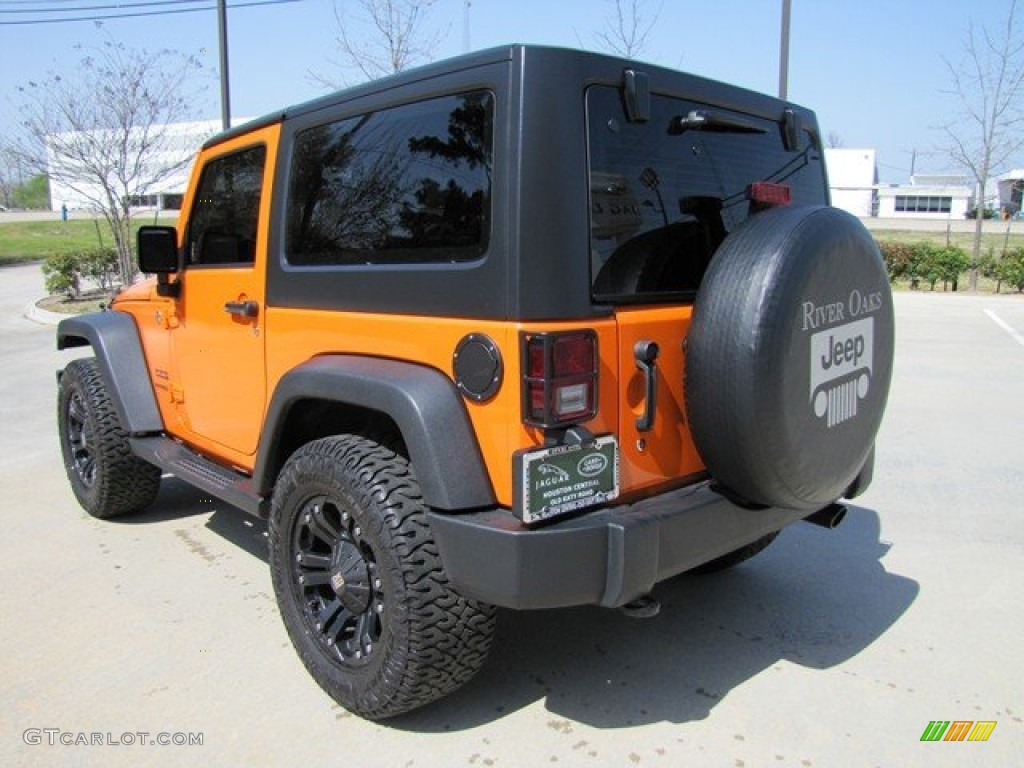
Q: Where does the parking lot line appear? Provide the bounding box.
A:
[984,308,1024,348]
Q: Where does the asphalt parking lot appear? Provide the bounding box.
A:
[1,262,1021,767]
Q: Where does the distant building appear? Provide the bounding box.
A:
[825,148,877,217]
[875,174,973,219]
[997,169,1024,217]
[47,119,228,212]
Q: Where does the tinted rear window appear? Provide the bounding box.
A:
[587,85,826,303]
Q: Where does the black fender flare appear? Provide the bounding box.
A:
[56,312,164,435]
[254,355,496,512]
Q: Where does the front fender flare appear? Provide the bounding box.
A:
[56,312,163,435]
[255,356,496,512]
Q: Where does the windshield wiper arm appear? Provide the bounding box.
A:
[669,110,767,135]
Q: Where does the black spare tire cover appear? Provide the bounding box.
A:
[685,205,894,510]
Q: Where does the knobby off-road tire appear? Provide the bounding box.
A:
[57,358,162,518]
[269,435,496,720]
[688,532,780,574]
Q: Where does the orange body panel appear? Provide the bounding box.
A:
[264,310,620,507]
[612,306,705,492]
[117,123,281,471]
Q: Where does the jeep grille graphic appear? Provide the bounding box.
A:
[825,378,859,428]
[809,317,874,428]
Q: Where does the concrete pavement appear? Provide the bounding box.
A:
[1,262,1021,767]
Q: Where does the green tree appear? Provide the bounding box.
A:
[12,174,50,210]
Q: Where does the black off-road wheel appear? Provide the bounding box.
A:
[57,358,162,518]
[269,435,496,720]
[688,532,779,574]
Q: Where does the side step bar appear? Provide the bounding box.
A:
[130,436,265,516]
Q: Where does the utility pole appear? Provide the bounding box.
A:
[463,0,472,54]
[217,0,231,130]
[779,0,791,100]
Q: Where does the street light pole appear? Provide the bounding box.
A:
[779,0,791,100]
[217,0,231,130]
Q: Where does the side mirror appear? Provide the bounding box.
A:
[138,226,179,274]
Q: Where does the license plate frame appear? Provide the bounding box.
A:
[513,435,620,525]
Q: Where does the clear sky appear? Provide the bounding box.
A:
[0,0,1019,183]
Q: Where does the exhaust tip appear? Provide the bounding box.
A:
[803,503,847,530]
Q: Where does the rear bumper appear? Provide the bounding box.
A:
[428,481,816,610]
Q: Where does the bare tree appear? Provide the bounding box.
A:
[315,0,443,87]
[827,131,845,149]
[595,0,662,59]
[942,0,1024,288]
[13,39,204,284]
[0,143,20,209]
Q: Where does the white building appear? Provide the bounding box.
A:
[875,174,973,220]
[47,119,226,212]
[997,169,1024,216]
[825,148,878,217]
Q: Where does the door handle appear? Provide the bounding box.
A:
[633,340,659,432]
[224,300,259,318]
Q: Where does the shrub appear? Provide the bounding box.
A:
[877,241,921,285]
[929,245,972,291]
[78,247,119,293]
[997,247,1024,292]
[42,247,119,299]
[877,240,971,290]
[42,252,81,298]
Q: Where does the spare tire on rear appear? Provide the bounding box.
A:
[685,205,894,511]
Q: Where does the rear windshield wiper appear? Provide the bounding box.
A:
[669,110,767,135]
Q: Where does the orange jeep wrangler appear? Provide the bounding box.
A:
[56,45,894,720]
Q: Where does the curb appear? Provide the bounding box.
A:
[24,298,68,326]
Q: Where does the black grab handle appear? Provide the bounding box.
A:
[633,340,659,432]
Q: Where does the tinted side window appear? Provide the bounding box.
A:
[286,91,493,266]
[186,145,266,266]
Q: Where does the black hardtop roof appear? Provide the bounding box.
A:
[203,43,811,150]
[203,44,519,149]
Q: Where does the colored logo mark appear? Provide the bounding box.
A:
[920,720,997,742]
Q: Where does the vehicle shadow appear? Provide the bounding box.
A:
[122,485,917,731]
[395,504,918,731]
[110,477,271,562]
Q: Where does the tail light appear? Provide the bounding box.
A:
[521,331,598,428]
[749,181,791,207]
